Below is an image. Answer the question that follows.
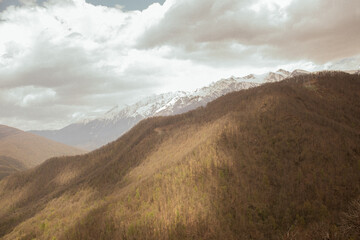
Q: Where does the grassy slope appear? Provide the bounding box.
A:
[0,156,26,180]
[0,72,359,239]
[0,125,86,179]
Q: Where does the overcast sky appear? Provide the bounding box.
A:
[0,0,359,130]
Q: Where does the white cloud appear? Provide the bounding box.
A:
[4,86,56,107]
[250,0,294,12]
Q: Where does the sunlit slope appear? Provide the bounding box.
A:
[0,125,86,179]
[0,72,359,240]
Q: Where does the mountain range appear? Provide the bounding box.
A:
[1,72,359,239]
[31,69,309,150]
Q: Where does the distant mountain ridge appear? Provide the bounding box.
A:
[30,69,308,150]
[0,125,86,179]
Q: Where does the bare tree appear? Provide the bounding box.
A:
[341,197,360,237]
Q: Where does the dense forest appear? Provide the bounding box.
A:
[0,72,359,239]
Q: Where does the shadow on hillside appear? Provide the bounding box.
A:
[0,117,175,238]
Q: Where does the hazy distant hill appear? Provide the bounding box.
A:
[1,72,359,239]
[0,125,86,179]
[31,69,306,150]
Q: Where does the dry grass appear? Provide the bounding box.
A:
[0,125,86,180]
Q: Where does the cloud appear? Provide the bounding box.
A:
[0,0,234,130]
[137,0,360,64]
[0,0,359,130]
[0,0,159,129]
[85,0,166,11]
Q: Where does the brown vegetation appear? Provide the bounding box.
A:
[0,156,26,180]
[0,72,359,239]
[0,125,86,180]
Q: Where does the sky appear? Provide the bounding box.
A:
[0,0,359,130]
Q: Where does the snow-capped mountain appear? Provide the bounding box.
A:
[326,56,360,71]
[30,69,305,150]
[240,69,300,83]
[103,79,260,121]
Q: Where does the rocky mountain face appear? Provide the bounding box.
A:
[30,69,308,150]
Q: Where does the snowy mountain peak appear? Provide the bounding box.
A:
[264,71,289,83]
[103,77,260,122]
[276,69,291,75]
[238,70,292,84]
[290,69,310,77]
[243,74,255,80]
[101,91,188,121]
